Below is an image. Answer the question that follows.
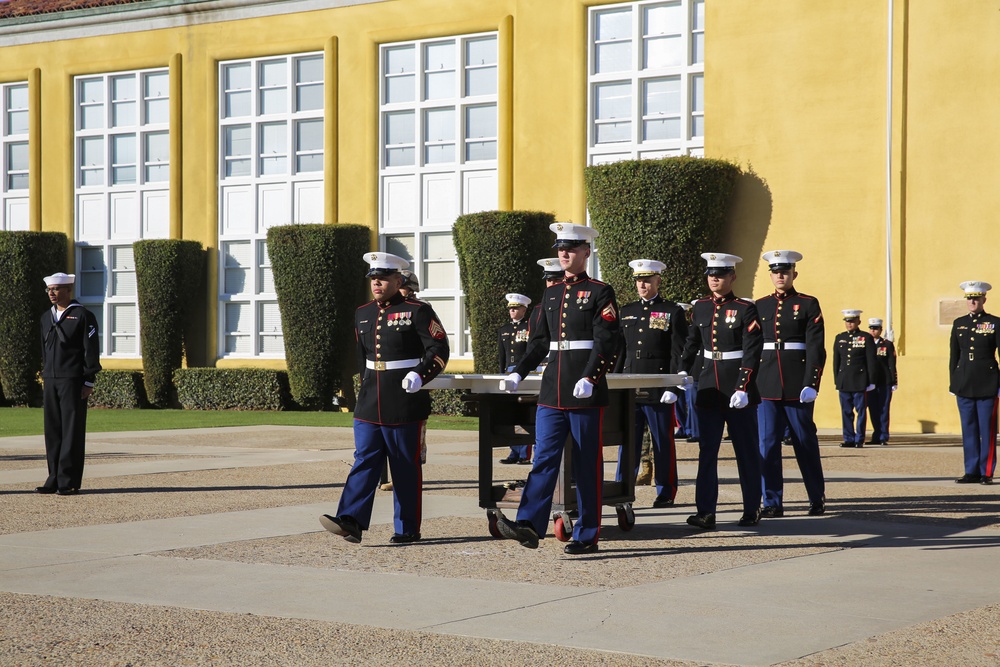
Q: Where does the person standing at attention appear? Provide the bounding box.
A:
[833,310,877,448]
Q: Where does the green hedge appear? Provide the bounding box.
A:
[351,373,472,417]
[0,231,68,406]
[267,223,370,410]
[174,368,291,410]
[585,157,741,304]
[134,240,204,408]
[91,370,148,409]
[453,211,555,372]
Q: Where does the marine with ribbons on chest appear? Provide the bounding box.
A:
[833,309,877,448]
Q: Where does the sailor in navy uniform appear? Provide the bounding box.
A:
[867,317,897,446]
[950,281,1000,485]
[755,251,827,518]
[36,272,101,496]
[320,252,449,544]
[498,293,533,464]
[681,253,763,529]
[833,309,877,447]
[614,259,687,507]
[496,223,621,555]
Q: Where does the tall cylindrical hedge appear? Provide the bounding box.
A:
[267,223,370,410]
[0,231,68,406]
[453,211,555,372]
[134,239,204,407]
[585,157,741,304]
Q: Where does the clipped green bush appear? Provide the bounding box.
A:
[453,211,555,372]
[585,157,741,304]
[267,223,370,410]
[174,368,291,410]
[134,239,204,408]
[91,370,148,409]
[0,231,68,406]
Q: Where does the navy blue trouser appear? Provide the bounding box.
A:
[838,391,868,445]
[517,406,604,545]
[43,377,88,491]
[685,384,699,439]
[338,420,424,535]
[758,399,825,508]
[869,385,892,443]
[694,406,761,516]
[956,396,998,478]
[615,402,677,501]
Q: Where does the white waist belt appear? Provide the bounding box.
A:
[549,341,594,351]
[763,342,807,351]
[366,358,420,371]
[703,350,742,361]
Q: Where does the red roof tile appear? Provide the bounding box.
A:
[0,0,148,19]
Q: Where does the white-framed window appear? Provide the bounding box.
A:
[588,0,704,165]
[218,52,324,358]
[1,81,29,231]
[379,33,499,358]
[74,68,170,357]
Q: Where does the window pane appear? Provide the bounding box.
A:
[385,111,415,145]
[259,60,287,87]
[596,42,631,74]
[426,71,455,100]
[260,122,286,154]
[465,37,497,66]
[595,82,631,120]
[425,108,454,142]
[465,104,495,139]
[145,98,169,125]
[424,233,454,260]
[112,303,137,333]
[226,160,250,178]
[643,117,680,141]
[386,147,414,167]
[112,245,133,271]
[225,91,251,118]
[259,301,282,330]
[691,115,704,138]
[644,77,680,115]
[113,269,137,296]
[296,84,323,112]
[385,46,416,75]
[691,74,704,113]
[424,262,453,290]
[7,85,28,110]
[692,33,705,65]
[112,333,137,355]
[422,297,454,326]
[425,144,454,164]
[112,135,136,166]
[81,168,104,186]
[693,0,705,31]
[80,78,104,104]
[112,102,136,128]
[145,131,169,163]
[645,35,683,69]
[224,63,251,90]
[7,142,27,170]
[425,42,456,71]
[146,165,169,182]
[112,75,136,102]
[144,71,169,99]
[81,104,105,130]
[385,75,415,104]
[225,240,251,266]
[465,67,496,97]
[596,122,631,144]
[645,3,683,36]
[79,248,106,297]
[8,173,28,190]
[465,140,496,161]
[296,119,323,152]
[8,110,28,135]
[596,8,631,41]
[296,56,323,84]
[385,235,414,260]
[260,87,287,115]
[225,125,251,158]
[81,137,105,167]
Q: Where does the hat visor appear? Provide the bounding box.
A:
[542,271,563,279]
[705,268,734,276]
[633,271,658,278]
[552,239,587,250]
[768,263,794,272]
[966,293,986,299]
[366,268,400,278]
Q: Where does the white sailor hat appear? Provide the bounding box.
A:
[868,318,883,328]
[43,272,75,286]
[679,302,693,312]
[700,252,742,275]
[761,249,803,271]
[537,257,563,278]
[628,259,666,278]
[550,222,598,249]
[364,252,409,278]
[960,281,992,298]
[505,293,531,308]
[841,309,863,320]
[399,270,420,291]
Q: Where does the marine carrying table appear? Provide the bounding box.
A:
[424,373,689,540]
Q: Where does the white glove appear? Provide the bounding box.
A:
[573,378,594,399]
[799,386,817,403]
[949,391,956,397]
[892,385,898,392]
[500,372,521,393]
[865,384,876,392]
[676,371,691,391]
[729,390,749,409]
[660,390,678,404]
[402,372,422,393]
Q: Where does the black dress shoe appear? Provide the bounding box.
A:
[839,442,854,448]
[389,533,421,544]
[738,508,761,526]
[685,436,699,443]
[652,496,674,508]
[499,455,519,464]
[56,488,79,496]
[855,442,864,448]
[956,474,982,484]
[686,513,716,530]
[880,441,889,446]
[808,497,826,516]
[34,486,57,494]
[517,458,532,465]
[319,514,363,543]
[761,505,783,518]
[564,540,599,555]
[495,516,539,549]
[981,477,994,485]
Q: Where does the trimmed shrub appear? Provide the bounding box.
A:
[585,157,741,304]
[453,211,555,372]
[174,368,291,410]
[0,231,68,406]
[134,239,204,408]
[91,370,148,409]
[267,223,370,410]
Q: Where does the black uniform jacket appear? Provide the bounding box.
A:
[755,289,825,400]
[832,330,877,392]
[681,292,763,410]
[615,295,688,404]
[41,302,101,382]
[871,337,898,387]
[497,317,530,372]
[949,311,1000,398]
[513,272,620,409]
[354,292,449,424]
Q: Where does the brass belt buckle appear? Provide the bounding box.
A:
[711,351,724,360]
[374,361,386,371]
[558,341,571,350]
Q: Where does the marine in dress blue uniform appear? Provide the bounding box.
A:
[497,293,533,464]
[833,310,877,447]
[320,252,449,544]
[37,273,101,496]
[496,223,621,555]
[754,251,827,518]
[867,318,897,446]
[613,259,687,507]
[950,281,1000,485]
[681,253,763,529]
